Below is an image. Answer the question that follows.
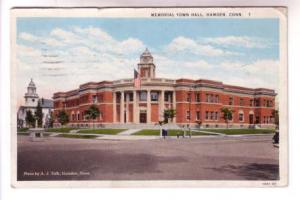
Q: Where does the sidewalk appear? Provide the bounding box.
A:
[45,131,273,141]
[117,129,142,136]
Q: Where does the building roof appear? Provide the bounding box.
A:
[141,48,152,57]
[39,98,53,108]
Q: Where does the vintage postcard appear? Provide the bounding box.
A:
[11,7,288,187]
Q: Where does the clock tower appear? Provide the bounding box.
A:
[138,48,156,78]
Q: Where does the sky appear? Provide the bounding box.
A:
[16,17,279,106]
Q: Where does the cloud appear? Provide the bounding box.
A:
[165,36,240,57]
[19,32,39,42]
[203,36,272,48]
[50,28,79,44]
[16,26,278,106]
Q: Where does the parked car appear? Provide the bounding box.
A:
[273,130,279,144]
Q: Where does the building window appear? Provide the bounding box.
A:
[255,116,260,124]
[229,97,233,105]
[215,95,219,103]
[195,93,200,102]
[239,113,244,121]
[250,99,254,107]
[263,99,267,107]
[77,113,80,121]
[187,93,191,102]
[210,111,214,120]
[139,91,147,101]
[205,111,209,120]
[151,92,158,101]
[196,111,200,120]
[239,98,244,106]
[164,93,169,102]
[266,100,273,107]
[92,95,97,103]
[215,112,219,121]
[186,111,190,120]
[255,99,260,106]
[129,93,133,101]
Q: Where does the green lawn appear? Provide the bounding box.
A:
[56,134,98,139]
[45,128,76,133]
[77,129,126,135]
[203,128,275,135]
[17,132,51,136]
[17,128,29,132]
[133,129,215,136]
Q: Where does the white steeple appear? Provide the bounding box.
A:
[24,78,39,107]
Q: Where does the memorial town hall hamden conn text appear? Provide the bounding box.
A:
[53,49,276,128]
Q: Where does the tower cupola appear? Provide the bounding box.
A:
[24,78,39,107]
[138,48,156,78]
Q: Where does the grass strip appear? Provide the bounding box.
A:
[133,129,215,136]
[203,129,275,135]
[56,134,98,139]
[45,128,76,133]
[77,129,126,135]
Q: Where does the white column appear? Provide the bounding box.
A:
[147,90,151,124]
[113,92,116,123]
[173,90,176,122]
[125,93,129,123]
[133,91,138,123]
[160,90,165,121]
[120,91,124,123]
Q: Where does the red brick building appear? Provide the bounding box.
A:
[53,49,276,128]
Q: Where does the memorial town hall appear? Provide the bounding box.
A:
[53,49,276,129]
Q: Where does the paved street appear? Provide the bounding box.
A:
[17,135,279,181]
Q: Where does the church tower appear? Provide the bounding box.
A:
[24,78,39,107]
[138,48,156,78]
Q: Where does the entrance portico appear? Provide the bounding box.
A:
[112,89,176,124]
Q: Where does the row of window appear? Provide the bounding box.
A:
[186,111,220,121]
[116,92,173,102]
[186,93,217,103]
[57,94,274,108]
[263,100,274,107]
[263,116,274,124]
[229,97,273,107]
[206,94,219,103]
[185,111,246,122]
[205,111,220,121]
[71,112,103,121]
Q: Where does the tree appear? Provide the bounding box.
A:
[57,110,69,127]
[220,107,234,129]
[84,104,100,129]
[163,108,176,123]
[25,110,35,128]
[34,101,43,128]
[48,111,54,128]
